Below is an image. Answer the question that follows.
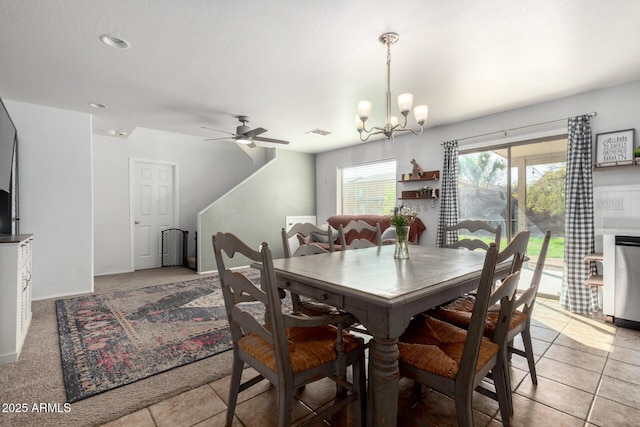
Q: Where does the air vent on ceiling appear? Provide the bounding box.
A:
[306,129,331,136]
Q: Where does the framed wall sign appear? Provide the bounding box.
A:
[595,129,635,166]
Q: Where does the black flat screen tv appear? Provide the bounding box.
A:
[0,97,18,235]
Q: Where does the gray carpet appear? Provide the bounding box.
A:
[0,267,235,427]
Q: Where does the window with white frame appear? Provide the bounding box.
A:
[339,159,396,215]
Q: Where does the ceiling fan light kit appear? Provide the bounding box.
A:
[356,32,428,142]
[235,135,252,145]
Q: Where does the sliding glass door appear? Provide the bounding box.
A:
[458,137,567,296]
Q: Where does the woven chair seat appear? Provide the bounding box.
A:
[238,325,360,374]
[429,294,527,338]
[398,316,499,379]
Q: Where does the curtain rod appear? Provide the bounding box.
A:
[443,111,597,144]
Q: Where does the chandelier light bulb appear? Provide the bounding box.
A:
[357,100,373,121]
[356,115,364,131]
[413,105,429,125]
[397,93,413,114]
[390,116,399,127]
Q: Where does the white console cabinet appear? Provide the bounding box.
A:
[0,234,33,364]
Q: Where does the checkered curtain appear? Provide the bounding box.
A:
[560,115,599,314]
[437,140,459,247]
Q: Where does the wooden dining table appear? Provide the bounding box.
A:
[259,244,507,427]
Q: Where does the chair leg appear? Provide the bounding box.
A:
[521,329,538,385]
[335,324,347,397]
[493,362,512,427]
[353,346,366,427]
[226,353,244,427]
[501,347,514,416]
[454,388,474,427]
[278,380,293,427]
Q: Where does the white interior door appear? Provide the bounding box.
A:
[132,161,176,270]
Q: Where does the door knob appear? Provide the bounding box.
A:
[134,220,140,224]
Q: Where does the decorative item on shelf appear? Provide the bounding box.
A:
[390,205,417,260]
[410,159,423,180]
[355,32,428,142]
[419,186,432,197]
[595,128,635,167]
[634,147,640,164]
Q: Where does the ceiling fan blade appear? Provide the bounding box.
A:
[253,136,290,145]
[203,136,234,141]
[200,126,236,136]
[244,127,267,137]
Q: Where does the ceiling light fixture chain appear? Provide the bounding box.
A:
[356,32,428,142]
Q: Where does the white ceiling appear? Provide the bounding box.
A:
[1,1,640,153]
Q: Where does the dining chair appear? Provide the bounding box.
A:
[281,223,335,257]
[444,220,502,251]
[289,243,351,317]
[338,219,382,249]
[212,232,366,427]
[281,225,352,319]
[506,230,551,385]
[426,230,531,414]
[397,243,519,427]
[428,230,532,348]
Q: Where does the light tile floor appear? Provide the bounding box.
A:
[102,297,640,427]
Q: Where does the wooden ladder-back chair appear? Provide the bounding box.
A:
[338,219,382,250]
[427,230,531,415]
[429,230,532,343]
[281,224,354,319]
[507,230,551,385]
[444,220,502,251]
[213,232,366,427]
[397,243,519,426]
[282,223,334,257]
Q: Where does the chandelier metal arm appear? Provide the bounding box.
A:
[358,129,384,142]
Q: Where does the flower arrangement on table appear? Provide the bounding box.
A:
[390,205,418,241]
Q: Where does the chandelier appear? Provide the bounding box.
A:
[356,32,428,142]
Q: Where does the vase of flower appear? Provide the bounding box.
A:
[390,205,417,260]
[393,226,410,259]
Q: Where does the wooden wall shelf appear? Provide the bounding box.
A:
[399,170,440,182]
[593,159,640,171]
[399,189,440,200]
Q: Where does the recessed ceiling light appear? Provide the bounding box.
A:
[107,130,128,137]
[88,102,107,109]
[99,34,130,49]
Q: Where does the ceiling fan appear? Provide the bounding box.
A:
[202,115,289,147]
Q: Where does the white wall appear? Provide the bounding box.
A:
[5,100,93,299]
[93,127,266,275]
[198,149,316,272]
[317,80,640,246]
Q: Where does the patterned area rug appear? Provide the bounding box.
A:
[55,270,268,403]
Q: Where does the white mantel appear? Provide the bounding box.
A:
[597,228,640,237]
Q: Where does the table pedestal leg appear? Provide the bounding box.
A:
[368,337,400,427]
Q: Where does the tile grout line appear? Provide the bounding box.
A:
[582,321,616,427]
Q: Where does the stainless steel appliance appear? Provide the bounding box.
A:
[614,235,640,329]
